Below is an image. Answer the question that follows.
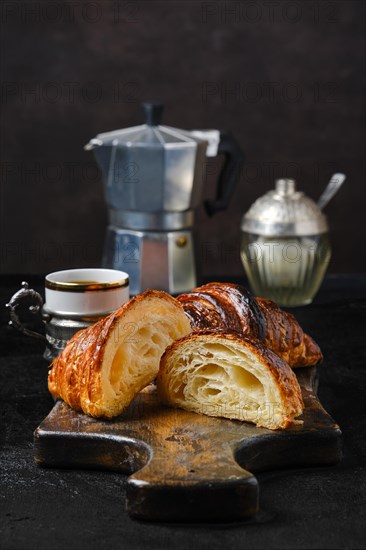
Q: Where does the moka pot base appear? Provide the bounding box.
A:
[102,227,197,296]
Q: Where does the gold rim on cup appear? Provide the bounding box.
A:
[45,277,129,292]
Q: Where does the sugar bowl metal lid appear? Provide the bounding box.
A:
[241,178,329,237]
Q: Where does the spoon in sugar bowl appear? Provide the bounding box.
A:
[317,173,346,210]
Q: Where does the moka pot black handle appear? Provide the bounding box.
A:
[205,131,245,216]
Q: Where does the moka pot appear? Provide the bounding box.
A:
[85,103,244,295]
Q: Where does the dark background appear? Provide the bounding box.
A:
[1,0,365,278]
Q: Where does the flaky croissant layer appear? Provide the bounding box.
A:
[48,290,191,418]
[157,330,304,430]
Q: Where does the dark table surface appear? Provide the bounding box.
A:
[1,274,365,550]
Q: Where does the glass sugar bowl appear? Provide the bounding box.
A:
[240,178,332,307]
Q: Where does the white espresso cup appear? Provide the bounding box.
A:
[45,268,129,316]
[6,268,129,360]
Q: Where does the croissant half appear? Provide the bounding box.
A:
[157,330,304,430]
[48,290,191,418]
[178,282,322,368]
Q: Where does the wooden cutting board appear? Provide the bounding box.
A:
[34,367,342,522]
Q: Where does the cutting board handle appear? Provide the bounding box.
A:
[127,435,258,522]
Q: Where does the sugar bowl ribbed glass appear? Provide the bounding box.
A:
[240,179,331,307]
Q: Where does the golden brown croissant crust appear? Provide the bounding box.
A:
[48,289,191,418]
[177,282,322,368]
[157,329,304,430]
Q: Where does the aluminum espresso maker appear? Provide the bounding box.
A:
[85,103,244,295]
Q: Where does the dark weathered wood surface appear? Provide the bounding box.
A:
[34,367,341,522]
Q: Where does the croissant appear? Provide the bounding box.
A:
[48,290,191,418]
[177,282,322,368]
[157,330,304,430]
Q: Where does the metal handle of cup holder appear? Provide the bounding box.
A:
[5,281,47,341]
